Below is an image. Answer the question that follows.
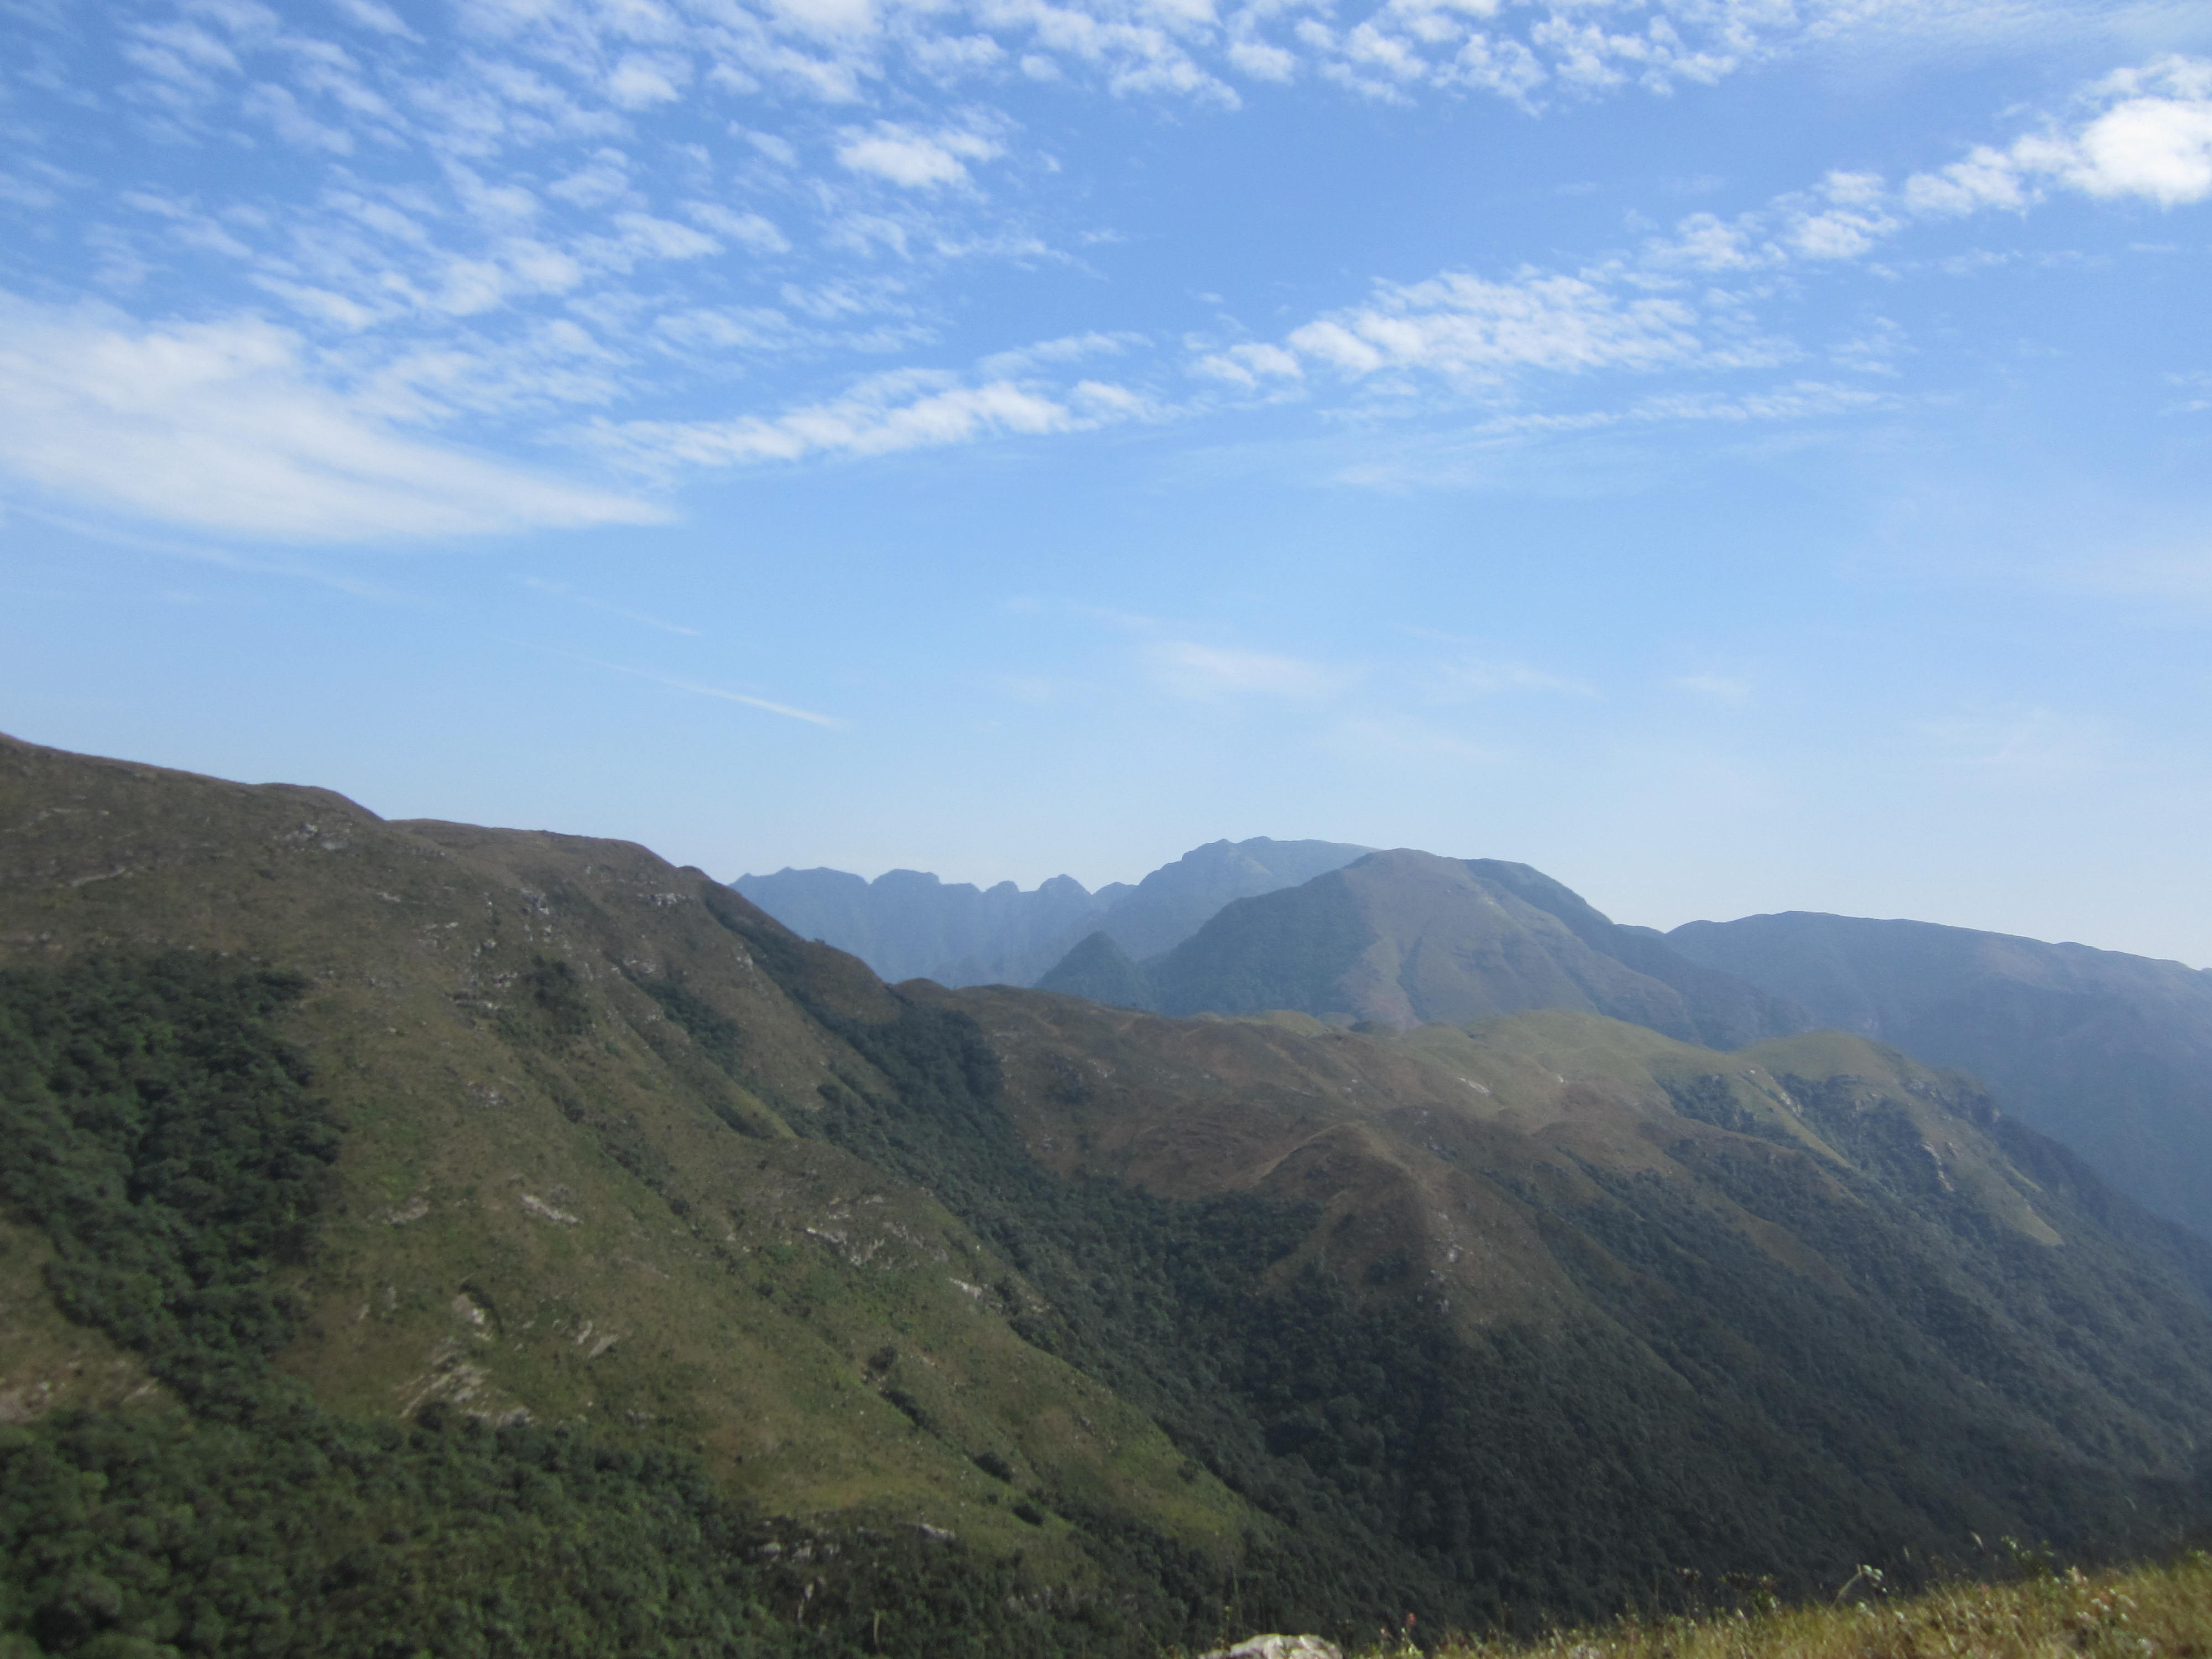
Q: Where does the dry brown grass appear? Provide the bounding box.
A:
[1385,1554,2212,1659]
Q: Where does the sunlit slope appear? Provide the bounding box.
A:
[0,733,1253,1573]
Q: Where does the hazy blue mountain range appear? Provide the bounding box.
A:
[1668,912,2212,1241]
[1041,849,1808,1050]
[728,864,1117,987]
[734,836,1370,988]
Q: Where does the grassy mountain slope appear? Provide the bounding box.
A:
[0,736,1250,1591]
[5,734,2212,1654]
[1666,912,2212,1239]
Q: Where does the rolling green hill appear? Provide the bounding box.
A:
[3,734,2211,1657]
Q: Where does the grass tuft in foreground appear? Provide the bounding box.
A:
[1352,1553,2212,1659]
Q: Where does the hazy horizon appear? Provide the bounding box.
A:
[724,837,2212,970]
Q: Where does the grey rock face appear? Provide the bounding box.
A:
[1199,1637,1345,1659]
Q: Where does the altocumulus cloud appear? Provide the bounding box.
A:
[1287,272,1705,386]
[1221,57,2212,414]
[835,123,1005,189]
[589,369,1146,471]
[0,298,663,541]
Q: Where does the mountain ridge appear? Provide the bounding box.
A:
[1669,910,2212,1239]
[733,836,1370,988]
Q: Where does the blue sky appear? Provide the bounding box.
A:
[4,0,2211,963]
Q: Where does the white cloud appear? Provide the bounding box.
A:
[1070,379,1158,419]
[1227,37,1295,81]
[1191,341,1302,387]
[1284,272,1702,387]
[763,0,877,41]
[0,298,661,540]
[978,331,1145,377]
[242,82,357,152]
[2062,79,2212,204]
[1787,204,1897,260]
[590,369,1100,469]
[1901,147,2031,217]
[742,130,800,168]
[345,321,628,422]
[683,202,791,253]
[1229,59,2212,426]
[604,211,720,263]
[0,171,61,210]
[24,0,2206,534]
[606,51,688,108]
[835,123,1003,189]
[547,149,632,208]
[1142,640,1352,699]
[1904,56,2212,215]
[331,0,418,39]
[653,306,805,351]
[1628,381,1890,421]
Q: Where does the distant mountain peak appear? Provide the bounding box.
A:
[1117,849,1805,1047]
[733,834,1371,990]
